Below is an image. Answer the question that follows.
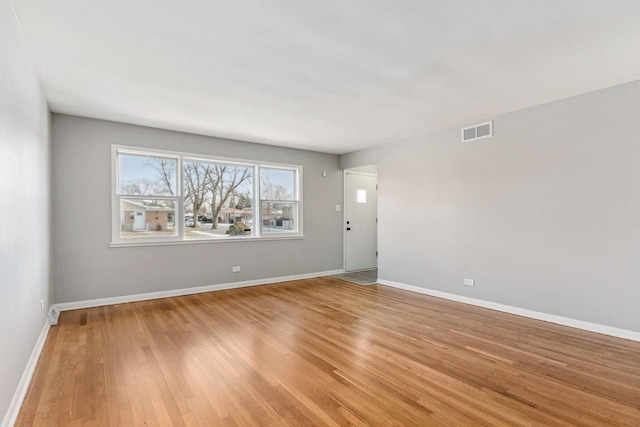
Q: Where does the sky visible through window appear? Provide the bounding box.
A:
[119,154,154,182]
[119,154,294,196]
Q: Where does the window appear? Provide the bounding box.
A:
[112,146,303,245]
[260,167,300,235]
[182,158,254,240]
[117,153,179,240]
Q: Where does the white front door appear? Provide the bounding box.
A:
[344,171,377,272]
[133,211,146,231]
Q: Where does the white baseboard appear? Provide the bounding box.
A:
[2,319,51,427]
[377,278,640,343]
[54,269,344,312]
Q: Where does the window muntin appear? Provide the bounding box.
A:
[112,146,302,244]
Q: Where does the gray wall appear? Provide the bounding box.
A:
[341,80,640,333]
[52,115,343,303]
[0,1,52,423]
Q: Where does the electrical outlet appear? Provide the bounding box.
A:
[232,266,241,273]
[335,205,341,212]
[464,278,475,287]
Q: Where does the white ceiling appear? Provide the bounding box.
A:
[10,0,640,154]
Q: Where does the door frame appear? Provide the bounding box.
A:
[343,168,378,272]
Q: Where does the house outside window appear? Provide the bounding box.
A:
[112,146,303,245]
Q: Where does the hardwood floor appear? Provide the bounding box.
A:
[16,277,640,426]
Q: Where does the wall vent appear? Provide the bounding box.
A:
[461,120,493,143]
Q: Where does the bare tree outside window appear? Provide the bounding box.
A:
[114,147,301,243]
[120,178,170,196]
[234,191,252,210]
[119,155,176,197]
[147,158,176,196]
[183,162,212,228]
[260,175,292,200]
[207,164,252,231]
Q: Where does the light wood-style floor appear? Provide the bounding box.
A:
[17,277,640,426]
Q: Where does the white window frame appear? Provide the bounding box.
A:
[259,165,302,236]
[111,145,304,246]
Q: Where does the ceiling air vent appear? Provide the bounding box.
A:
[461,120,493,143]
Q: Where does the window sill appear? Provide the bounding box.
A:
[110,234,305,248]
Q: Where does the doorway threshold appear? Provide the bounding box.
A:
[331,269,378,285]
